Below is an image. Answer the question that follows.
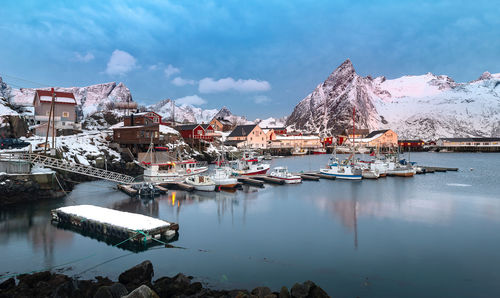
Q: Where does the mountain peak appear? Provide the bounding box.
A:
[326,59,357,83]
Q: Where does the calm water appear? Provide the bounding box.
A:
[1,153,500,297]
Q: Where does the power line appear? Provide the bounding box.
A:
[0,73,49,87]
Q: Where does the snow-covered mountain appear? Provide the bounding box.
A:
[9,81,132,117]
[286,59,500,139]
[148,99,218,123]
[255,116,287,128]
[148,101,251,125]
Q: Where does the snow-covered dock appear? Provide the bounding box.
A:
[51,205,179,245]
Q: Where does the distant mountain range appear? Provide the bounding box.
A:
[286,59,500,139]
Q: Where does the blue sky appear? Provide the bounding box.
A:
[0,0,499,119]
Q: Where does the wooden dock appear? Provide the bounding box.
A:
[251,175,285,185]
[421,166,458,172]
[51,205,179,248]
[297,174,320,181]
[159,181,195,191]
[237,177,265,187]
[117,184,137,196]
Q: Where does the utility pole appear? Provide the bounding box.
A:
[44,88,56,155]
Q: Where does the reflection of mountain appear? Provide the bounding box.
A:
[0,206,74,269]
[111,197,160,218]
[314,195,456,249]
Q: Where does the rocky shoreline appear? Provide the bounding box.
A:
[0,260,329,298]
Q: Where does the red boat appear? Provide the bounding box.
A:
[311,148,327,154]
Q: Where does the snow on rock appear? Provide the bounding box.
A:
[148,99,218,123]
[24,131,121,166]
[56,205,170,230]
[255,116,287,128]
[287,59,500,139]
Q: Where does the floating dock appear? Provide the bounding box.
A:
[51,205,179,247]
[159,181,195,191]
[237,177,265,187]
[297,174,320,181]
[251,175,285,185]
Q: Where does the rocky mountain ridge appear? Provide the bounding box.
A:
[286,59,500,139]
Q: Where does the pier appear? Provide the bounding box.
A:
[51,205,179,248]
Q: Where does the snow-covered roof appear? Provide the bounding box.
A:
[159,124,180,135]
[35,90,76,105]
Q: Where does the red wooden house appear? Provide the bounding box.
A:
[398,139,424,149]
[175,124,217,142]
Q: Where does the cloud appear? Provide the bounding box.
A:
[254,95,271,104]
[171,76,196,86]
[149,64,159,70]
[105,49,136,76]
[198,77,271,93]
[164,64,180,78]
[175,95,207,106]
[75,52,94,62]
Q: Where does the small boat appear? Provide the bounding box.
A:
[185,175,216,191]
[291,147,308,156]
[263,152,273,160]
[269,167,302,184]
[320,157,363,180]
[231,153,270,176]
[311,148,327,154]
[210,167,238,189]
[362,168,379,179]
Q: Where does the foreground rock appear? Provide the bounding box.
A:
[0,260,330,298]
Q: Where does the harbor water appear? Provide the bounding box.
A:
[1,152,500,297]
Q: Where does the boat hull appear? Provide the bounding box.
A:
[319,169,362,180]
[237,168,269,176]
[270,175,302,184]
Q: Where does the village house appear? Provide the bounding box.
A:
[175,123,218,143]
[209,117,233,132]
[225,124,267,148]
[343,129,398,148]
[32,90,81,136]
[398,139,425,150]
[262,126,287,135]
[436,137,500,152]
[337,128,370,145]
[270,134,322,149]
[123,111,162,126]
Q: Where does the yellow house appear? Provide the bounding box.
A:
[225,124,267,148]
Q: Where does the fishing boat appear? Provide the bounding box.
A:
[210,166,238,188]
[311,148,327,154]
[263,152,273,160]
[140,140,208,183]
[185,175,216,191]
[291,147,308,156]
[269,166,302,184]
[320,157,363,180]
[143,160,208,183]
[231,151,270,176]
[362,168,380,179]
[320,107,362,180]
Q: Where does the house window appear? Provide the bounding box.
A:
[197,130,203,135]
[62,111,69,118]
[155,131,159,138]
[116,132,121,138]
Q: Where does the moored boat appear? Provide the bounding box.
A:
[269,166,302,184]
[185,175,216,191]
[320,157,363,180]
[311,148,327,154]
[210,167,238,188]
[291,147,308,155]
[362,168,379,179]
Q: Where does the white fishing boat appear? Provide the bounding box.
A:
[387,162,416,177]
[362,168,380,179]
[185,175,216,192]
[210,167,238,189]
[231,151,270,176]
[269,167,302,184]
[263,152,273,160]
[291,147,308,156]
[143,160,208,183]
[320,157,363,180]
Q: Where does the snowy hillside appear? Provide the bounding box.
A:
[287,59,500,139]
[148,99,218,123]
[255,117,287,128]
[9,82,132,117]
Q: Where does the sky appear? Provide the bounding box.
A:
[0,0,499,119]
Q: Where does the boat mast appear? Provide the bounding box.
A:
[351,106,356,165]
